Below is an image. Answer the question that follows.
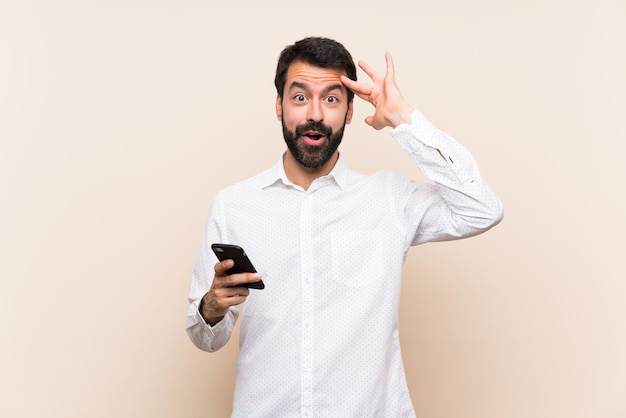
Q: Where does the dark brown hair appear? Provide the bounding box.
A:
[274,37,357,102]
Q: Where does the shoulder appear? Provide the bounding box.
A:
[214,168,274,201]
[344,167,412,190]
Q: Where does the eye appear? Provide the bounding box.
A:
[326,95,339,104]
[294,94,306,102]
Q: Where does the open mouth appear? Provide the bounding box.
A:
[302,131,326,146]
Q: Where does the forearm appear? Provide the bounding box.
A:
[392,109,503,242]
[185,201,239,352]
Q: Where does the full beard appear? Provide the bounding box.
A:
[282,117,347,169]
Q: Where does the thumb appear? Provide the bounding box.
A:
[364,115,385,130]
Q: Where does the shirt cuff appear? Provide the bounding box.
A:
[391,109,480,186]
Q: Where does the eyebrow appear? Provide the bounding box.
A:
[288,81,345,95]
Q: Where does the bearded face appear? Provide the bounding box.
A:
[281,117,347,169]
[277,61,353,170]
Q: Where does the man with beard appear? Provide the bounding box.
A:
[186,37,503,417]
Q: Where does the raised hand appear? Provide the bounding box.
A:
[341,52,414,130]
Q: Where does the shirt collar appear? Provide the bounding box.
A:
[260,153,349,191]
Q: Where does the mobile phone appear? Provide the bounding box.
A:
[211,243,264,289]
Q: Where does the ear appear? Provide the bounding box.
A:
[345,101,354,124]
[275,95,282,121]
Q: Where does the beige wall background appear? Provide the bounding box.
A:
[1,0,625,417]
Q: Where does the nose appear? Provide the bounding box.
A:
[306,100,323,122]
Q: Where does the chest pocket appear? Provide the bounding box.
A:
[330,229,385,288]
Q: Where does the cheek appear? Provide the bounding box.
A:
[281,106,304,127]
[328,110,349,129]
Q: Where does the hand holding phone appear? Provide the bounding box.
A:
[211,243,265,289]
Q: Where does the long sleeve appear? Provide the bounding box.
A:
[185,196,238,352]
[391,109,504,246]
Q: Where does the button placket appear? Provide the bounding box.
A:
[299,192,315,416]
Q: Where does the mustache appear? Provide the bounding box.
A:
[295,121,332,137]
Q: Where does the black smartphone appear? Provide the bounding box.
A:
[211,243,265,289]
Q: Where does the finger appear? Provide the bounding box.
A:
[223,271,263,288]
[209,286,249,313]
[222,293,249,307]
[217,285,250,299]
[340,75,372,96]
[358,59,383,82]
[214,259,234,276]
[353,90,373,102]
[364,115,385,131]
[384,52,396,82]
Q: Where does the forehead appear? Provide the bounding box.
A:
[285,61,346,89]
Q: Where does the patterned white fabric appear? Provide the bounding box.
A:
[186,109,503,417]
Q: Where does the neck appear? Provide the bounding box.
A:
[283,151,339,190]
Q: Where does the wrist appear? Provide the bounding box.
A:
[199,297,224,326]
[389,104,414,128]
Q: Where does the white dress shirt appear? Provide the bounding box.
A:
[186,109,503,417]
